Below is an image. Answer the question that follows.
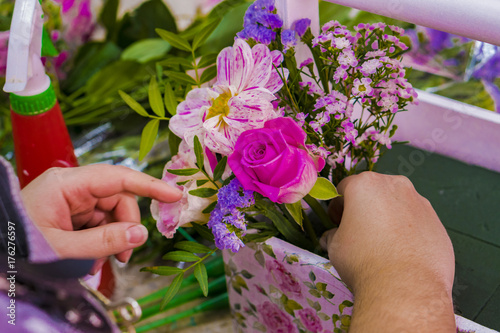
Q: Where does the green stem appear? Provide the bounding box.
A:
[139,276,227,321]
[303,195,335,229]
[302,212,321,252]
[135,293,229,333]
[192,49,201,88]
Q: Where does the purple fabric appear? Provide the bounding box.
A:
[0,157,59,263]
[0,157,119,332]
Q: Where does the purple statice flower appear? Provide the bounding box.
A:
[292,18,311,37]
[281,29,297,50]
[237,0,282,45]
[207,178,255,252]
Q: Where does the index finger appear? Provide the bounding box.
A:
[64,164,183,203]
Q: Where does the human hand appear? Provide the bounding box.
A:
[321,172,456,332]
[21,165,182,273]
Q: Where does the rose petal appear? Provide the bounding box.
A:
[264,117,306,147]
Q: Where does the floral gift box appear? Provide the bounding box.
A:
[223,237,498,333]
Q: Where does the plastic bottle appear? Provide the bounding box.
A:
[3,0,78,188]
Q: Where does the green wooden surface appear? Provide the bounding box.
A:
[376,145,500,330]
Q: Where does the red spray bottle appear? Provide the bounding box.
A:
[3,0,78,188]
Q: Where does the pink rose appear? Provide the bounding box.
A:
[258,301,297,333]
[266,259,302,296]
[298,308,323,332]
[228,117,324,203]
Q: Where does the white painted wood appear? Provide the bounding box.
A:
[323,0,500,47]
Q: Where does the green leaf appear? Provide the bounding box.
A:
[162,250,200,262]
[177,180,189,186]
[287,299,303,311]
[166,168,200,176]
[164,82,178,116]
[316,282,327,292]
[254,250,265,268]
[323,291,335,299]
[159,57,194,69]
[193,136,204,169]
[140,266,183,276]
[121,38,171,63]
[160,273,183,310]
[197,179,209,187]
[256,202,313,252]
[262,244,276,259]
[99,0,119,41]
[197,53,218,69]
[309,271,316,282]
[156,28,192,52]
[199,66,217,84]
[174,241,212,254]
[189,188,218,198]
[234,275,249,290]
[213,156,227,181]
[202,201,217,214]
[164,71,197,86]
[192,18,221,50]
[339,300,354,314]
[139,119,160,161]
[149,76,165,117]
[241,270,254,279]
[194,263,209,296]
[119,90,148,117]
[309,177,340,200]
[191,223,215,242]
[309,289,321,298]
[307,298,322,312]
[168,130,182,156]
[285,201,303,228]
[318,312,331,321]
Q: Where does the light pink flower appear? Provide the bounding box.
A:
[298,308,323,333]
[169,39,289,155]
[151,141,216,238]
[352,78,374,98]
[266,259,302,296]
[258,301,297,333]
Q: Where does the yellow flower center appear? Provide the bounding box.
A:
[206,91,232,123]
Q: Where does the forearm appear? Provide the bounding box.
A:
[349,266,456,333]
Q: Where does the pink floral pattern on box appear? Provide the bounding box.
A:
[223,237,354,333]
[223,237,497,333]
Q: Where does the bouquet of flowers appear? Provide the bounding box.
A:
[119,0,418,307]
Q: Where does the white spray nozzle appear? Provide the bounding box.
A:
[3,0,50,96]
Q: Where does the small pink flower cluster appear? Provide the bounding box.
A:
[297,20,418,175]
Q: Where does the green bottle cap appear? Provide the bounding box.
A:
[10,83,57,115]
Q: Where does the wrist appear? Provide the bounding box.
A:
[350,264,456,333]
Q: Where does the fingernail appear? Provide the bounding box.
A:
[126,225,148,244]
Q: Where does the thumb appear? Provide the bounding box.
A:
[47,223,148,260]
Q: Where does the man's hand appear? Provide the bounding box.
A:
[21,165,182,273]
[322,172,456,333]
